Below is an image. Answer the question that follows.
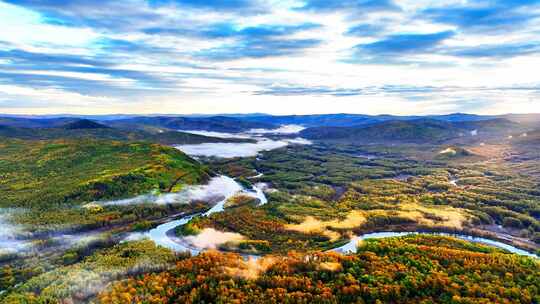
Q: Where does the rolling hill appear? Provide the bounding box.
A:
[0,117,77,128]
[236,113,496,127]
[0,138,211,209]
[511,129,540,146]
[105,116,277,133]
[0,119,254,144]
[62,119,110,130]
[503,113,540,129]
[0,113,516,130]
[0,115,276,135]
[300,118,521,143]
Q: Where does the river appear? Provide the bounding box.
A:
[143,176,268,255]
[140,177,537,259]
[331,231,538,258]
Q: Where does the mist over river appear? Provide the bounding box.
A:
[176,124,311,158]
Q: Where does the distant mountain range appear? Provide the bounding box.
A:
[0,118,254,145]
[104,116,276,133]
[236,113,498,127]
[0,113,540,130]
[0,113,538,145]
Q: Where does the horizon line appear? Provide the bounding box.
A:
[1,112,540,118]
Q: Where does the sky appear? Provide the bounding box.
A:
[0,0,539,115]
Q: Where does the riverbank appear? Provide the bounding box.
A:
[148,213,539,258]
[349,224,539,255]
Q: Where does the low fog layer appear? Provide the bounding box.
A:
[183,228,244,250]
[176,138,311,158]
[125,178,269,254]
[176,125,310,158]
[180,125,305,139]
[286,138,312,145]
[247,125,306,134]
[176,140,287,158]
[101,176,242,206]
[179,130,252,139]
[0,212,31,253]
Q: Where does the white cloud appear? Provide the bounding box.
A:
[0,84,119,113]
[0,2,100,46]
[1,0,540,115]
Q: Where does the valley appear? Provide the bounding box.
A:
[0,114,539,303]
[4,0,540,301]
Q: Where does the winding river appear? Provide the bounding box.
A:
[145,176,268,255]
[332,231,538,258]
[142,177,537,259]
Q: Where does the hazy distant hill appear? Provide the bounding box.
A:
[0,113,525,133]
[0,119,253,145]
[300,119,455,142]
[106,116,277,133]
[461,118,519,131]
[63,119,110,130]
[238,113,495,127]
[0,113,501,130]
[300,118,520,143]
[239,114,382,127]
[0,117,77,128]
[503,113,540,129]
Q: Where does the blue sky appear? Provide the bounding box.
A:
[0,0,539,115]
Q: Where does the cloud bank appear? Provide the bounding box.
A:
[1,0,540,115]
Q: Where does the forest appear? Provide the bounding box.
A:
[202,143,540,254]
[4,0,540,300]
[1,115,540,303]
[94,235,539,304]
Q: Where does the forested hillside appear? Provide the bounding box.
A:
[1,114,539,304]
[0,119,253,145]
[0,138,210,208]
[300,119,521,143]
[95,235,539,304]
[105,116,277,133]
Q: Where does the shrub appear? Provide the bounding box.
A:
[132,220,153,231]
[502,217,523,229]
